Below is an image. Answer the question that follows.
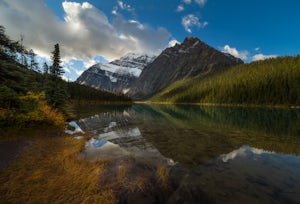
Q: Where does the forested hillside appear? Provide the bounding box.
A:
[0,25,130,127]
[153,55,300,106]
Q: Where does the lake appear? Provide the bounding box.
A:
[72,104,300,203]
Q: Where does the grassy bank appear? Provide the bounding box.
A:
[0,129,114,203]
[0,128,171,203]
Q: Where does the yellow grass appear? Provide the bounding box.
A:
[156,164,170,189]
[0,131,115,204]
[0,128,171,203]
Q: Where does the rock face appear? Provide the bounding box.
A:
[130,37,243,99]
[76,53,155,93]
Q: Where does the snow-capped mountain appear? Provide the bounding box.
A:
[76,53,155,93]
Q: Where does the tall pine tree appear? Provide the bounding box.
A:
[50,43,64,76]
[46,43,68,109]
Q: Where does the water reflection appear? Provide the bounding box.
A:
[220,145,275,162]
[77,110,175,165]
[74,104,300,203]
[168,146,300,203]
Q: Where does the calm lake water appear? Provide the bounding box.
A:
[73,104,300,203]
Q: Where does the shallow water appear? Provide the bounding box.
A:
[75,104,300,203]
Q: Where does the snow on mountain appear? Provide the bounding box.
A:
[84,53,155,78]
[76,53,155,93]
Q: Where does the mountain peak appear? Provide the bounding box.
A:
[130,37,244,98]
[183,36,201,44]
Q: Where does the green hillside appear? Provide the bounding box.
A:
[152,55,300,106]
[0,25,130,127]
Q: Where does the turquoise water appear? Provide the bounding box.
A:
[75,104,300,203]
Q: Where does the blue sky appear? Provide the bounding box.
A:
[1,0,300,81]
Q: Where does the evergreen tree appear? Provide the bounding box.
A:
[19,34,27,66]
[0,25,27,63]
[46,43,68,109]
[43,62,49,74]
[50,43,64,77]
[29,49,39,71]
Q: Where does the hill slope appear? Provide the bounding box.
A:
[152,55,300,106]
[130,37,243,99]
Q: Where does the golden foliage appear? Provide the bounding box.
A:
[156,164,169,189]
[3,92,65,127]
[0,133,114,203]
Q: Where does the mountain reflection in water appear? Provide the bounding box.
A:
[77,110,175,166]
[74,104,300,203]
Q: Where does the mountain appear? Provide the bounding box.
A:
[130,37,243,99]
[76,53,155,93]
[152,55,300,105]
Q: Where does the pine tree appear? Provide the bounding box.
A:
[46,43,68,109]
[50,43,64,77]
[43,62,49,74]
[29,49,38,71]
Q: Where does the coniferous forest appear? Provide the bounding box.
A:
[0,25,131,127]
[153,55,300,106]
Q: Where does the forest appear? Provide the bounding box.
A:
[0,25,130,127]
[153,55,300,106]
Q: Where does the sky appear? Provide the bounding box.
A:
[1,0,300,81]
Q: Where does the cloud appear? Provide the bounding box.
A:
[183,0,207,6]
[182,14,208,33]
[183,0,192,4]
[112,9,118,15]
[0,0,171,62]
[255,47,260,51]
[195,0,207,6]
[168,39,180,47]
[221,45,249,60]
[82,58,97,68]
[64,67,71,74]
[75,69,84,76]
[117,1,133,11]
[176,5,185,12]
[112,1,135,16]
[252,54,277,61]
[61,75,69,82]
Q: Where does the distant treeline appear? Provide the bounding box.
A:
[0,25,130,127]
[68,82,131,101]
[153,55,300,106]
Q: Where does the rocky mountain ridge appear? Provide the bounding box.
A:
[76,53,155,93]
[129,37,243,99]
[77,37,243,98]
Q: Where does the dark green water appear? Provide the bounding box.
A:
[75,104,300,203]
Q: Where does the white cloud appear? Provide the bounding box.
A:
[112,9,118,15]
[252,54,277,61]
[0,0,171,62]
[183,0,207,6]
[176,5,185,12]
[64,67,71,74]
[195,0,207,6]
[117,1,133,12]
[183,0,192,4]
[168,39,180,47]
[75,69,84,76]
[82,58,97,68]
[61,75,69,82]
[255,47,260,51]
[182,14,208,33]
[221,45,249,60]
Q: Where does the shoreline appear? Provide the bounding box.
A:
[133,101,300,110]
